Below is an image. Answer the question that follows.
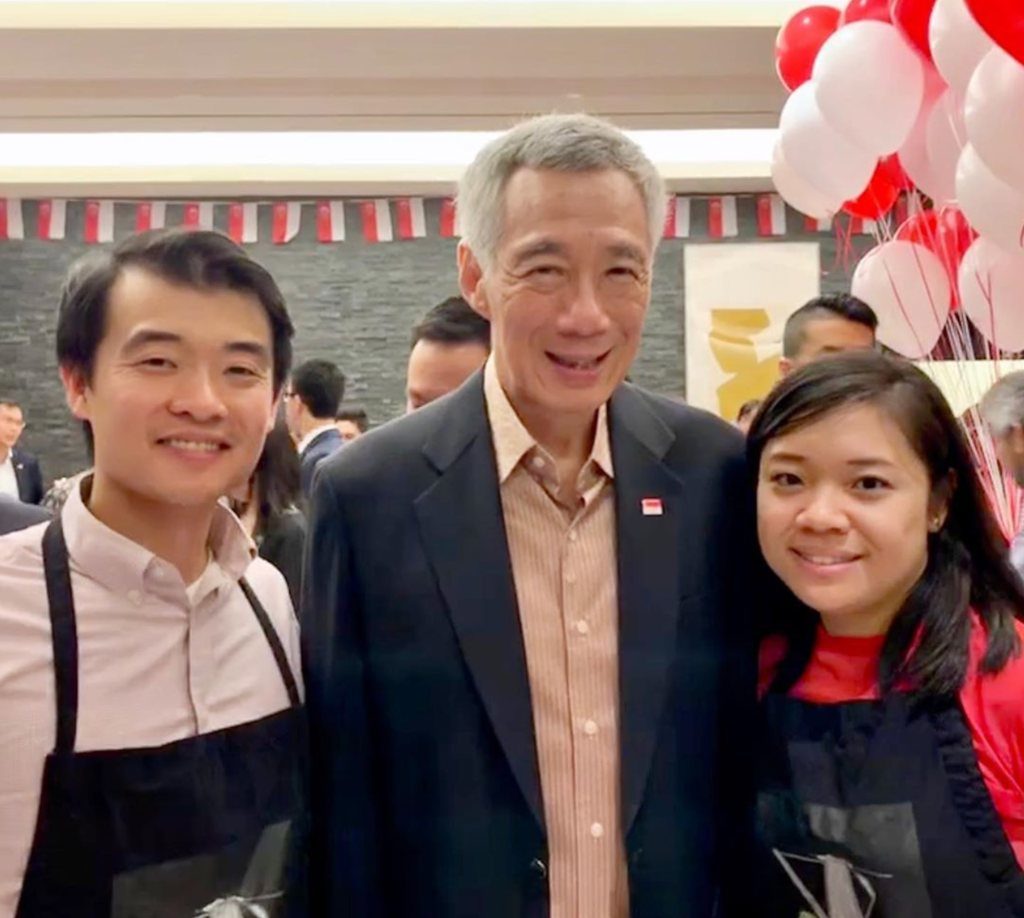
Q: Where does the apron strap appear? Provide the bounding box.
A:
[239,578,301,708]
[41,517,79,755]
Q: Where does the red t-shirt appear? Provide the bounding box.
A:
[760,616,1024,866]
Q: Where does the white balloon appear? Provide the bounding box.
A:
[930,0,994,98]
[965,45,1024,193]
[851,241,952,358]
[770,140,842,220]
[923,87,965,205]
[779,82,877,203]
[956,144,1024,254]
[898,67,953,203]
[959,237,1024,351]
[813,21,925,156]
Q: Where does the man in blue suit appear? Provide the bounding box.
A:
[284,359,346,498]
[0,401,44,505]
[303,114,760,917]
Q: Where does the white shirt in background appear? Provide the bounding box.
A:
[0,452,18,501]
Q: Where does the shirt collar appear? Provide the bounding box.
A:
[296,422,338,456]
[483,357,614,484]
[61,475,258,600]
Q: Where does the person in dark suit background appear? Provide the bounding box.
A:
[0,495,49,536]
[0,401,44,505]
[284,358,346,498]
[303,113,759,918]
[405,295,490,412]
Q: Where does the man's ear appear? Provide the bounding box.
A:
[1009,425,1024,459]
[267,394,282,434]
[59,364,91,421]
[457,242,491,320]
[778,356,793,378]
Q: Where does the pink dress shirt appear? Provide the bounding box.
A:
[0,480,301,916]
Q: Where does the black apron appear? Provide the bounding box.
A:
[754,690,1024,917]
[15,518,307,918]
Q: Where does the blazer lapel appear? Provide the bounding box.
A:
[610,387,690,833]
[12,452,28,501]
[413,378,544,829]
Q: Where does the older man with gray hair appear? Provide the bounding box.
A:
[303,113,759,917]
[980,371,1024,581]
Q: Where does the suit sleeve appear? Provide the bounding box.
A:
[301,471,382,917]
[715,450,760,918]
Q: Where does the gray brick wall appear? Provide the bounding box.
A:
[0,198,870,484]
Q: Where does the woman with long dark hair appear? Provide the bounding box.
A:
[230,420,306,608]
[749,350,1024,917]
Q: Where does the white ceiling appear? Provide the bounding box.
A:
[0,1,800,193]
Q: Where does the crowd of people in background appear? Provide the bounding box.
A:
[3,112,1024,918]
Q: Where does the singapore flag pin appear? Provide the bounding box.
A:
[641,497,663,517]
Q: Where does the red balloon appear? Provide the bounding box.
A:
[775,6,842,92]
[877,153,915,192]
[843,162,900,218]
[896,206,977,306]
[964,1,1024,68]
[890,0,937,62]
[842,0,891,24]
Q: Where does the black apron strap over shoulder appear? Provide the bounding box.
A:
[239,577,301,708]
[41,517,78,756]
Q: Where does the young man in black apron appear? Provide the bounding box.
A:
[0,228,306,918]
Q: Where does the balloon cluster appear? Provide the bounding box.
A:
[773,0,1024,357]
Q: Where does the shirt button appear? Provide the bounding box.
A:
[583,719,598,736]
[127,590,143,605]
[568,530,578,542]
[575,620,590,635]
[590,822,605,839]
[531,456,545,470]
[565,572,577,585]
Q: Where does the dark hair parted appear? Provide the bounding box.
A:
[335,404,369,431]
[782,292,878,359]
[411,296,491,349]
[747,350,1024,700]
[290,358,346,420]
[56,228,294,394]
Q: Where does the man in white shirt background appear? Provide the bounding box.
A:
[0,400,43,504]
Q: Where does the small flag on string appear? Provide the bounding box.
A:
[0,199,24,240]
[182,202,214,231]
[272,202,301,244]
[756,194,787,236]
[83,200,115,244]
[663,196,691,239]
[439,198,460,238]
[394,197,426,240]
[360,199,393,243]
[136,201,167,232]
[228,203,259,244]
[316,201,346,242]
[707,196,738,239]
[37,199,67,241]
[850,216,877,235]
[803,214,833,233]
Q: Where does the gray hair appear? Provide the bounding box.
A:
[457,113,666,268]
[980,371,1024,436]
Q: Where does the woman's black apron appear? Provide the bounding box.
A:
[755,688,1024,917]
[15,518,307,918]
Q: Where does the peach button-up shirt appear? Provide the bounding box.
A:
[0,479,301,917]
[484,360,629,918]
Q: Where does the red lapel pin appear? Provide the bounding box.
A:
[641,497,663,516]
